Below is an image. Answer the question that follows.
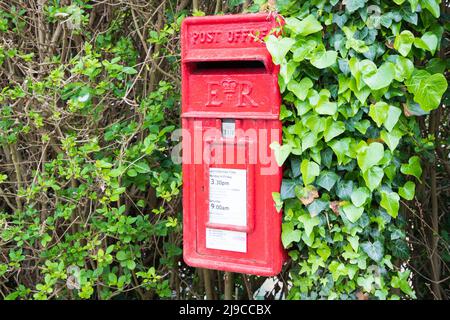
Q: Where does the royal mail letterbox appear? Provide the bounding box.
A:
[181,13,285,276]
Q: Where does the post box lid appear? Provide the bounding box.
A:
[181,13,282,119]
[181,13,281,63]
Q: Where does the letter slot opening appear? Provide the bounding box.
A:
[189,60,268,74]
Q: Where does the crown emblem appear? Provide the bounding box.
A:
[222,79,237,101]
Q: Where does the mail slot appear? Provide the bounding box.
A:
[181,13,285,276]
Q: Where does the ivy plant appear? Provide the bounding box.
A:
[267,0,447,300]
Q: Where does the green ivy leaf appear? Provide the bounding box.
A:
[281,222,301,247]
[317,244,331,261]
[287,77,313,101]
[405,70,429,94]
[406,71,448,111]
[127,168,138,177]
[357,275,375,292]
[280,105,293,120]
[391,270,416,297]
[362,62,395,90]
[342,203,364,223]
[380,191,400,218]
[362,166,384,191]
[270,142,292,166]
[391,239,410,260]
[328,138,351,164]
[329,261,348,281]
[394,30,415,56]
[305,114,326,133]
[310,50,337,69]
[384,164,397,182]
[400,156,422,181]
[357,142,384,172]
[349,57,364,90]
[302,132,320,152]
[369,102,389,127]
[280,179,298,200]
[279,60,298,87]
[361,241,384,262]
[348,235,360,252]
[380,129,403,151]
[315,97,337,115]
[324,120,345,142]
[286,14,323,36]
[292,39,318,62]
[298,213,320,238]
[307,199,329,217]
[266,35,295,65]
[413,32,438,55]
[393,56,414,82]
[354,120,371,134]
[427,58,447,74]
[384,106,402,132]
[300,159,320,186]
[316,170,339,191]
[350,187,370,207]
[353,86,371,104]
[399,181,416,200]
[272,192,283,213]
[421,0,440,18]
[336,179,354,200]
[343,0,367,13]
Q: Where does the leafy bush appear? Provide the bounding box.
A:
[268,0,448,299]
[0,0,182,300]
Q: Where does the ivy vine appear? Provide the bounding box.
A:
[267,0,447,299]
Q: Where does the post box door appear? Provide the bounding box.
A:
[183,117,282,274]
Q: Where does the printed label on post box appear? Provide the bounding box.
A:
[205,228,247,253]
[209,168,246,226]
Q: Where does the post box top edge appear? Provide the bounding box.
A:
[181,12,281,26]
[181,13,282,57]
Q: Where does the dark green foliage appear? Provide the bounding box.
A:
[268,0,448,299]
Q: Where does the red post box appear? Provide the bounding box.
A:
[181,13,285,276]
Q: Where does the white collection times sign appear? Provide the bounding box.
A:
[206,168,247,253]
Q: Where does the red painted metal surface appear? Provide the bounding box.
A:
[181,13,285,276]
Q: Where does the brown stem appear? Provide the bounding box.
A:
[177,0,191,11]
[242,274,253,299]
[428,109,442,300]
[9,143,23,212]
[36,0,46,63]
[49,23,63,56]
[0,187,17,211]
[215,0,221,14]
[430,166,442,299]
[148,2,165,93]
[224,272,234,300]
[203,268,214,299]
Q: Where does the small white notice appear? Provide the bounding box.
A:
[206,228,247,253]
[209,168,247,227]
